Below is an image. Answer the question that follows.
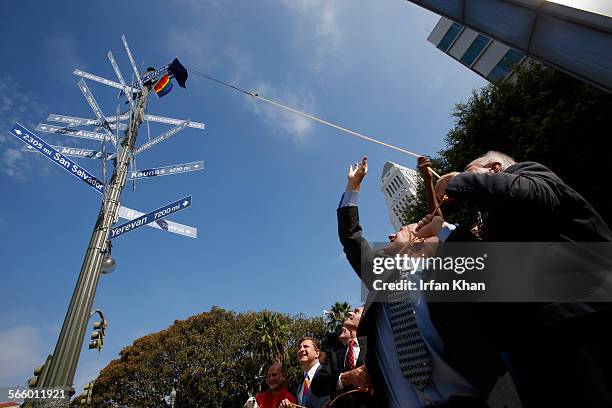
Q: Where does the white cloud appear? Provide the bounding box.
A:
[161,4,319,142]
[0,74,50,181]
[245,82,315,142]
[278,0,349,73]
[0,325,48,386]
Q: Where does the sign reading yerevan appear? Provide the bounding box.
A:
[129,161,204,180]
[10,123,105,194]
[22,144,113,160]
[110,196,192,239]
[118,205,198,238]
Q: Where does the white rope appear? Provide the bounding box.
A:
[186,67,442,179]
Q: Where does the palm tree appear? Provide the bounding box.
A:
[253,312,290,364]
[325,301,352,338]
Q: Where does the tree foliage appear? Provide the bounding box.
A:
[403,63,612,226]
[322,301,352,350]
[89,307,325,407]
[253,312,290,365]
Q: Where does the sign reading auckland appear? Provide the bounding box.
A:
[110,196,192,239]
[10,123,105,194]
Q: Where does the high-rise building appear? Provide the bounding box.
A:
[427,17,529,82]
[381,161,419,231]
[408,0,612,93]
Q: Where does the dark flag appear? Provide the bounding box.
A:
[168,58,188,88]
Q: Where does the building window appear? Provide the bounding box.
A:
[437,22,463,52]
[460,34,490,66]
[487,48,525,82]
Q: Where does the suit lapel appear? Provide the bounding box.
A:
[356,336,367,366]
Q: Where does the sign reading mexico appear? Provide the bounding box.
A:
[10,123,105,194]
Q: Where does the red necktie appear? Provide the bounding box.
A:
[345,339,355,370]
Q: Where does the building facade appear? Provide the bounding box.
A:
[381,161,419,231]
[427,17,529,82]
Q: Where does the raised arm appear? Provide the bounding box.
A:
[445,169,561,211]
[417,156,442,216]
[337,156,378,288]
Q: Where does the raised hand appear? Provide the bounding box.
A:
[417,156,433,182]
[414,214,445,238]
[346,156,368,192]
[340,365,371,389]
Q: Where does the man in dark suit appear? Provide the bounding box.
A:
[281,338,330,408]
[336,156,505,407]
[427,151,612,407]
[311,307,376,407]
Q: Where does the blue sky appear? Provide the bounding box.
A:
[0,0,486,394]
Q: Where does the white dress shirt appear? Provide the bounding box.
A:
[298,360,321,403]
[338,338,360,389]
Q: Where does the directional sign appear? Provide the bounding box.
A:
[144,114,205,130]
[22,144,113,160]
[121,35,143,93]
[119,205,198,238]
[77,79,117,146]
[110,196,192,239]
[47,113,204,130]
[120,63,171,97]
[73,69,136,93]
[10,123,105,194]
[36,124,113,143]
[47,114,127,130]
[129,161,204,180]
[133,120,190,156]
[107,51,134,105]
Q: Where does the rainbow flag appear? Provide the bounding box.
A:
[154,75,173,97]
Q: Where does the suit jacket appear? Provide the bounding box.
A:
[337,205,509,406]
[297,364,330,408]
[445,161,612,325]
[311,337,376,407]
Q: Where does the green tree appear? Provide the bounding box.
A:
[321,302,351,349]
[403,63,612,226]
[253,311,290,364]
[88,307,326,407]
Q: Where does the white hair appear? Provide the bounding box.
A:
[470,151,516,170]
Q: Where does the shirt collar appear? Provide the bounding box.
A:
[304,361,320,379]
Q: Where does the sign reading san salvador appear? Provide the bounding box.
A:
[10,123,105,194]
[110,196,192,239]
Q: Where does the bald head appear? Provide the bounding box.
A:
[465,151,516,174]
[267,363,286,392]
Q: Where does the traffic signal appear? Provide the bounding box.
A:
[80,382,94,406]
[88,318,107,352]
[27,355,51,388]
[27,365,44,387]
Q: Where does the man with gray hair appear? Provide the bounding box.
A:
[420,151,612,406]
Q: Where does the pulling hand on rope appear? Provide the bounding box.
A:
[185,66,442,179]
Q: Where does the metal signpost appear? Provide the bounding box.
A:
[8,35,204,404]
